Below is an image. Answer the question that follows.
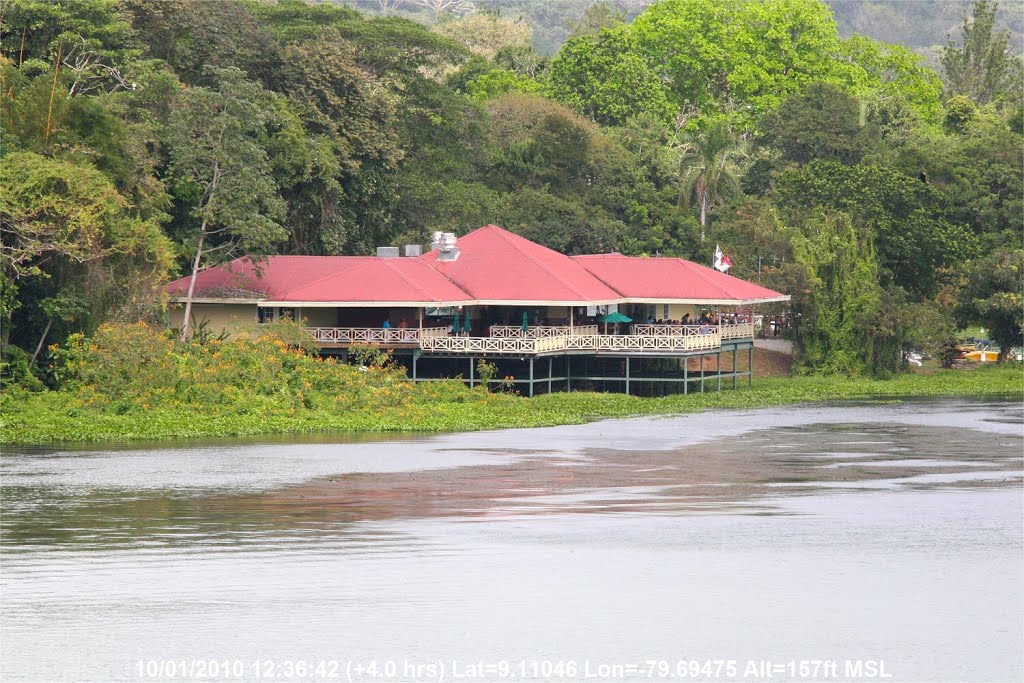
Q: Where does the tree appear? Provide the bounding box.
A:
[955,249,1024,363]
[166,67,287,341]
[566,2,625,39]
[758,82,878,166]
[941,0,1020,104]
[277,29,402,255]
[466,69,541,102]
[838,35,944,127]
[547,26,673,126]
[0,151,171,350]
[433,12,532,60]
[775,160,978,299]
[406,0,475,20]
[789,211,883,375]
[678,120,741,240]
[631,0,849,127]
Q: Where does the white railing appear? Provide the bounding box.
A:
[489,325,599,338]
[309,325,739,354]
[632,323,754,339]
[307,327,446,345]
[419,335,542,354]
[631,324,703,336]
[420,332,723,354]
[721,322,755,339]
[565,333,721,353]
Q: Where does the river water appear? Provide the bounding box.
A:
[1,398,1022,683]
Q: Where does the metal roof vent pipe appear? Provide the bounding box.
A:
[437,232,460,262]
[404,244,422,257]
[376,246,400,258]
[430,231,443,251]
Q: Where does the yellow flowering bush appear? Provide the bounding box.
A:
[49,321,427,415]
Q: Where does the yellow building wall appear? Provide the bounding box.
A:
[169,303,258,334]
[668,304,698,321]
[297,307,337,327]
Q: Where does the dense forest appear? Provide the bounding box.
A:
[1,0,1022,385]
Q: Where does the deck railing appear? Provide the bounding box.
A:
[308,324,747,354]
[419,335,542,354]
[308,327,446,345]
[489,324,599,338]
[564,333,722,353]
[420,331,723,354]
[721,322,755,339]
[632,322,754,339]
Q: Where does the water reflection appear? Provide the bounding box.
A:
[3,420,1020,554]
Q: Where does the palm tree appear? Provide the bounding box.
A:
[678,121,741,242]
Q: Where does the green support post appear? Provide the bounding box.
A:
[749,346,753,387]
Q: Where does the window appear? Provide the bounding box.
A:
[258,307,295,323]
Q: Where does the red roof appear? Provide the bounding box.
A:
[164,256,367,300]
[165,226,788,306]
[270,257,474,306]
[574,254,787,304]
[422,225,621,304]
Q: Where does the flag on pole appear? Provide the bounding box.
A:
[714,244,732,272]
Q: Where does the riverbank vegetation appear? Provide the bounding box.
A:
[1,0,1022,423]
[1,322,1019,445]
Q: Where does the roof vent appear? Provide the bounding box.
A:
[404,244,422,257]
[437,232,459,262]
[430,231,443,251]
[376,246,400,258]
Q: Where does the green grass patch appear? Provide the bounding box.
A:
[3,365,1020,446]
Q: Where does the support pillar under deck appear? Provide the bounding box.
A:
[529,357,535,397]
[749,346,753,387]
[625,356,631,395]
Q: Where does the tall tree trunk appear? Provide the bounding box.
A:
[699,188,708,242]
[179,222,207,342]
[44,40,63,146]
[29,318,53,367]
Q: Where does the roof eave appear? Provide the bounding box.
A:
[617,296,791,306]
[168,297,263,305]
[259,300,477,308]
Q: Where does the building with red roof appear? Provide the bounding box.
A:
[166,225,788,395]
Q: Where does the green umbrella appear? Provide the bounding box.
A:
[462,310,472,334]
[599,310,631,334]
[452,312,461,335]
[521,311,529,333]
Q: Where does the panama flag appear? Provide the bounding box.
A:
[714,244,732,272]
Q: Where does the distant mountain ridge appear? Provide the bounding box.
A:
[339,0,1024,59]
